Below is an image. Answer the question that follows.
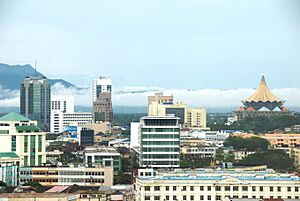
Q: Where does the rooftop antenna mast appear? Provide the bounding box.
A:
[34,60,37,76]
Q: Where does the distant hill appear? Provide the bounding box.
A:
[0,63,77,90]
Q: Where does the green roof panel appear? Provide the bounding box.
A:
[0,152,19,159]
[0,112,30,122]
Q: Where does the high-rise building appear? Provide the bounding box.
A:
[50,95,92,133]
[92,77,112,102]
[20,76,51,131]
[148,92,173,116]
[0,112,46,167]
[139,116,180,168]
[92,77,113,123]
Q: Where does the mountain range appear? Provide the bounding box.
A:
[0,63,77,90]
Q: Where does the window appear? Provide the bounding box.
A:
[207,186,211,191]
[154,196,160,200]
[216,195,221,200]
[173,186,177,191]
[145,196,150,200]
[165,195,169,200]
[166,186,169,191]
[145,186,150,191]
[200,186,204,191]
[183,195,186,200]
[270,187,273,192]
[225,186,230,191]
[216,186,221,191]
[233,186,238,191]
[190,186,194,191]
[38,155,42,165]
[287,187,291,192]
[24,136,28,153]
[296,187,299,192]
[242,186,248,191]
[259,186,263,191]
[190,195,194,200]
[200,195,204,200]
[38,135,42,152]
[182,186,187,191]
[11,135,16,151]
[242,196,248,199]
[173,195,177,200]
[24,156,28,166]
[252,186,256,191]
[207,195,211,200]
[154,186,160,191]
[277,187,281,192]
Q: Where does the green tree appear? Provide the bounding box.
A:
[23,181,42,188]
[238,150,295,172]
[224,136,269,151]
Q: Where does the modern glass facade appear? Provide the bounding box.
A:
[20,77,51,131]
[140,116,180,168]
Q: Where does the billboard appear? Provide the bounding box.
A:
[63,126,78,139]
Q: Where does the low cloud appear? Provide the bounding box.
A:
[1,84,300,109]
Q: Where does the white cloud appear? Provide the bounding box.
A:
[1,84,300,109]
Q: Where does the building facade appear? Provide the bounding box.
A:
[0,112,46,167]
[260,133,300,148]
[135,169,300,201]
[0,152,20,186]
[20,76,51,131]
[19,166,113,186]
[148,93,174,116]
[51,95,74,113]
[84,146,121,173]
[139,116,180,168]
[92,77,113,123]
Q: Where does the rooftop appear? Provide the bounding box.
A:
[244,75,282,103]
[84,145,120,154]
[0,152,19,159]
[0,112,30,122]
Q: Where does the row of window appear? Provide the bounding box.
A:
[145,186,300,192]
[143,134,179,139]
[142,141,179,146]
[142,128,180,132]
[145,195,300,201]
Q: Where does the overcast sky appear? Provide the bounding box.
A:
[0,0,299,90]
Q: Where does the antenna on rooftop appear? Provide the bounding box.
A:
[34,60,37,76]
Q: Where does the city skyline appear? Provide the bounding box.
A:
[0,0,299,89]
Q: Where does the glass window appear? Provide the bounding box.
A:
[11,135,16,151]
[165,186,169,191]
[207,195,211,200]
[154,186,160,191]
[173,186,177,191]
[277,187,281,192]
[270,187,273,191]
[190,186,194,191]
[216,186,221,191]
[225,186,230,191]
[183,195,186,200]
[242,186,248,191]
[38,135,42,152]
[145,186,150,191]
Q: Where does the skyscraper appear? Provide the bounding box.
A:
[20,76,51,131]
[139,115,180,168]
[92,77,113,123]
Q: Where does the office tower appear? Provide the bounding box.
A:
[20,76,51,131]
[0,112,46,167]
[139,115,180,168]
[50,95,92,133]
[92,77,113,123]
[148,92,173,116]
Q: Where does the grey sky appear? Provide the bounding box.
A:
[0,0,299,89]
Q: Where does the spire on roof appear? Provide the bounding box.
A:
[243,75,283,103]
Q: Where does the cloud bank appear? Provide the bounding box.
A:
[1,83,300,109]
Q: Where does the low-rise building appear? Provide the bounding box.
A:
[181,146,217,158]
[84,145,121,173]
[0,112,46,167]
[19,166,113,186]
[260,133,300,148]
[135,168,300,201]
[0,152,20,186]
[0,193,78,201]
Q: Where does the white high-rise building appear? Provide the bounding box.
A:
[92,77,112,102]
[51,95,74,113]
[50,95,92,133]
[139,115,180,168]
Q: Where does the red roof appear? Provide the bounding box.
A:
[246,106,255,111]
[45,186,70,193]
[238,107,245,111]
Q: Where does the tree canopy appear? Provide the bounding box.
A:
[224,136,269,151]
[238,150,295,172]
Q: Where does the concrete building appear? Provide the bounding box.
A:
[0,152,20,186]
[51,110,92,133]
[135,168,300,201]
[140,116,180,168]
[92,77,113,123]
[0,193,78,201]
[0,112,46,167]
[149,100,207,129]
[148,92,174,116]
[51,95,74,113]
[20,76,51,131]
[181,146,217,158]
[19,166,113,186]
[84,146,121,173]
[130,122,140,148]
[260,133,300,148]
